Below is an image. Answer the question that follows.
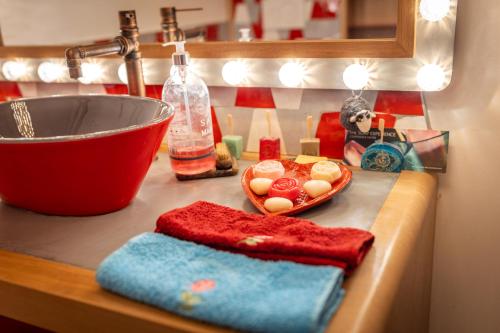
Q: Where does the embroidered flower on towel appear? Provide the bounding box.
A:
[180,291,202,311]
[238,235,273,246]
[179,279,216,311]
[191,279,216,292]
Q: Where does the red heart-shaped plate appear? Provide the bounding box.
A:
[241,160,352,216]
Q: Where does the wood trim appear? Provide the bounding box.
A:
[395,0,418,57]
[0,0,417,59]
[327,171,437,333]
[0,170,437,333]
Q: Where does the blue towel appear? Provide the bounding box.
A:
[96,233,345,333]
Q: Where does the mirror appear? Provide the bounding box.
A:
[0,0,458,91]
[0,0,398,46]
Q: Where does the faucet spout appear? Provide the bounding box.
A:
[64,10,145,97]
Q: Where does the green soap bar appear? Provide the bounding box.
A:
[222,135,243,159]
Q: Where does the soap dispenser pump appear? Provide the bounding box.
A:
[162,41,216,176]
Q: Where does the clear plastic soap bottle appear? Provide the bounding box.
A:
[162,41,216,175]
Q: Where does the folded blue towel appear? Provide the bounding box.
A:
[96,233,344,333]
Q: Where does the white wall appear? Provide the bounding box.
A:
[427,1,500,332]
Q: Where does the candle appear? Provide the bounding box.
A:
[222,114,243,159]
[259,110,280,160]
[300,115,320,156]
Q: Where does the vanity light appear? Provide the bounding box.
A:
[419,0,450,22]
[37,62,65,83]
[2,61,28,81]
[118,63,128,84]
[342,64,369,90]
[279,62,306,88]
[79,63,103,84]
[417,64,445,91]
[222,60,248,86]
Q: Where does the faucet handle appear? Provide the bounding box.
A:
[119,10,138,30]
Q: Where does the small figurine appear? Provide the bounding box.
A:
[340,95,376,133]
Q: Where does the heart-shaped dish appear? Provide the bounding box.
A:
[241,160,352,216]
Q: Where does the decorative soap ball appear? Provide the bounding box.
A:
[264,197,293,213]
[249,178,273,195]
[253,160,285,180]
[310,161,342,184]
[361,142,404,173]
[268,177,301,201]
[340,95,376,133]
[303,180,332,199]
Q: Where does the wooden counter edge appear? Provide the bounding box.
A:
[0,249,234,333]
[0,171,437,333]
[327,171,438,333]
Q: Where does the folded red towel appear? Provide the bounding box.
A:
[155,201,374,274]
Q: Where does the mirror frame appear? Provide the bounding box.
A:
[0,0,458,91]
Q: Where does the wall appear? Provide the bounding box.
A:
[427,1,500,332]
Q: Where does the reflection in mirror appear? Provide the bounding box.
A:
[0,0,398,46]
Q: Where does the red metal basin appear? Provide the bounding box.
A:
[0,94,173,216]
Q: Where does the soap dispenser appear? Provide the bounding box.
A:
[162,41,216,175]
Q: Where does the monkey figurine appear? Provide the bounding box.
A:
[340,95,376,133]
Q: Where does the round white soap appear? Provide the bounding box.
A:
[249,178,273,195]
[303,180,332,198]
[264,197,293,213]
[253,160,285,180]
[310,161,342,184]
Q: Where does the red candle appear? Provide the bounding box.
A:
[259,137,280,160]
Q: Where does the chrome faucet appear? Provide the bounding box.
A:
[65,10,145,97]
[160,7,204,43]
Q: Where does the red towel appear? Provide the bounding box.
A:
[155,201,374,274]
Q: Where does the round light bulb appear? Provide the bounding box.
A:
[118,63,128,84]
[38,62,65,83]
[2,61,28,81]
[222,60,247,86]
[419,0,450,22]
[279,62,306,88]
[417,64,445,91]
[79,63,103,84]
[343,64,369,90]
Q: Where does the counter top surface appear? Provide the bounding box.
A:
[0,155,397,270]
[0,155,437,333]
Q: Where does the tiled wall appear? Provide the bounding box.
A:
[0,82,428,158]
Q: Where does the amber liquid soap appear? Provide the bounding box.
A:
[162,41,216,176]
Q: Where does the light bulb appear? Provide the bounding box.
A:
[343,64,369,90]
[2,61,28,81]
[222,60,247,85]
[419,0,450,22]
[79,63,103,84]
[417,64,445,91]
[279,62,306,88]
[118,63,128,84]
[38,62,65,83]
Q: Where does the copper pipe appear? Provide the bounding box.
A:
[65,10,145,97]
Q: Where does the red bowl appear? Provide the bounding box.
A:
[0,94,173,216]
